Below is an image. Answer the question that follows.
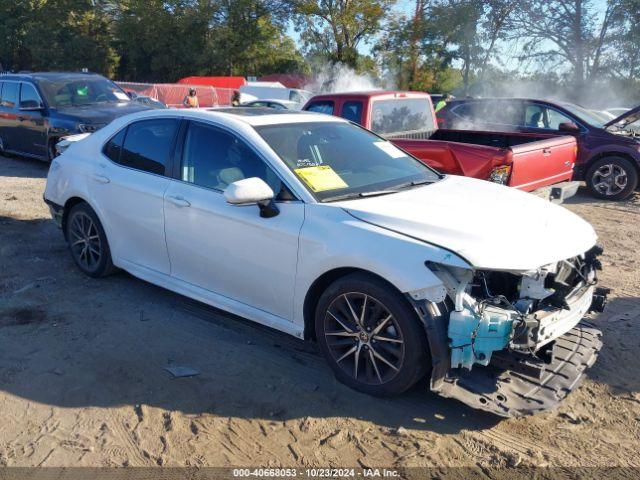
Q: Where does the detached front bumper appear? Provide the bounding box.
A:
[437,322,602,417]
[414,278,607,417]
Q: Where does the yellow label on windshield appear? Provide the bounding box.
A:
[294,165,348,192]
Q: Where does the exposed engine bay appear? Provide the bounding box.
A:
[415,244,608,417]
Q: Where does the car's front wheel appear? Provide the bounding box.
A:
[586,156,638,200]
[315,273,429,396]
[65,203,116,278]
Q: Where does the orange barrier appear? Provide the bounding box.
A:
[116,82,235,108]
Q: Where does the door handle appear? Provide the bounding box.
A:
[166,195,191,208]
[91,173,110,184]
[543,148,552,156]
[18,116,26,122]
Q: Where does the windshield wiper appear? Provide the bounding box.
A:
[321,189,399,203]
[391,178,438,190]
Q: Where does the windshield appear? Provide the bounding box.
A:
[370,97,434,135]
[255,121,441,202]
[38,77,131,108]
[561,103,606,128]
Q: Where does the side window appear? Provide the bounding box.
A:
[526,104,574,130]
[103,127,127,163]
[118,119,179,175]
[181,121,284,195]
[20,83,41,107]
[546,108,574,130]
[289,90,301,103]
[525,104,546,128]
[305,101,334,115]
[340,101,363,123]
[0,81,19,109]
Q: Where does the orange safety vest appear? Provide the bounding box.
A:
[185,95,198,108]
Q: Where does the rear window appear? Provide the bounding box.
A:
[370,98,433,135]
[306,101,334,115]
[450,101,525,131]
[117,119,179,175]
[0,81,19,108]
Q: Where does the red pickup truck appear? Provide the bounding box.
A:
[303,91,577,193]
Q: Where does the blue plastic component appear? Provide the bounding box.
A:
[448,306,515,369]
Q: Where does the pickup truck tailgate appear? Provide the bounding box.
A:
[509,135,576,191]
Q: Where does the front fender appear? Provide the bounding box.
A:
[293,205,470,327]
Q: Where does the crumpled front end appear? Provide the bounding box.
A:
[416,245,608,417]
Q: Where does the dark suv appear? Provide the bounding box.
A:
[437,98,640,200]
[0,72,151,161]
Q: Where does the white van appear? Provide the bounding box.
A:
[240,82,312,105]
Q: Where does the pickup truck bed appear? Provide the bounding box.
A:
[302,91,577,191]
[392,129,577,191]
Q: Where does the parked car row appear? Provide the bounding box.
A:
[43,106,608,417]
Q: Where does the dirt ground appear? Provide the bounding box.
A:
[1,154,639,470]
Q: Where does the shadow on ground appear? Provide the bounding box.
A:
[0,154,49,179]
[0,213,501,437]
[585,295,640,396]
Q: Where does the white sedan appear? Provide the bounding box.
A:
[44,107,607,416]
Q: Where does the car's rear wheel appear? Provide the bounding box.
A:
[65,203,116,278]
[586,156,638,200]
[315,273,429,396]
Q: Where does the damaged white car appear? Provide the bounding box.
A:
[44,108,607,417]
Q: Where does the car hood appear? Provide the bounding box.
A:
[604,104,640,130]
[335,175,597,272]
[52,102,151,124]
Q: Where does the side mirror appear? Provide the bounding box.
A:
[558,121,580,132]
[223,177,279,218]
[19,100,44,111]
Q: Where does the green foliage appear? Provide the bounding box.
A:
[290,0,395,68]
[0,0,118,75]
[0,0,307,81]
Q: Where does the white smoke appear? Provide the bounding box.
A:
[305,62,384,93]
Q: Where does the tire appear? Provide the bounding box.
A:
[586,156,638,200]
[315,273,429,397]
[65,203,116,278]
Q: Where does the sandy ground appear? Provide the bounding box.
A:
[0,154,639,469]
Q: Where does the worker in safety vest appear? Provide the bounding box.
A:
[183,88,199,108]
[231,90,241,106]
[435,94,452,113]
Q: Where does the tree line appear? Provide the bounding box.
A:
[1,0,638,102]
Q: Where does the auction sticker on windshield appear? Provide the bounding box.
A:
[294,165,348,192]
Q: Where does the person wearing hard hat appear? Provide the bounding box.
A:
[183,88,199,108]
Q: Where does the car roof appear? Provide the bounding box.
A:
[245,99,297,105]
[117,107,345,127]
[308,90,430,101]
[448,97,566,105]
[204,107,342,126]
[0,72,105,82]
